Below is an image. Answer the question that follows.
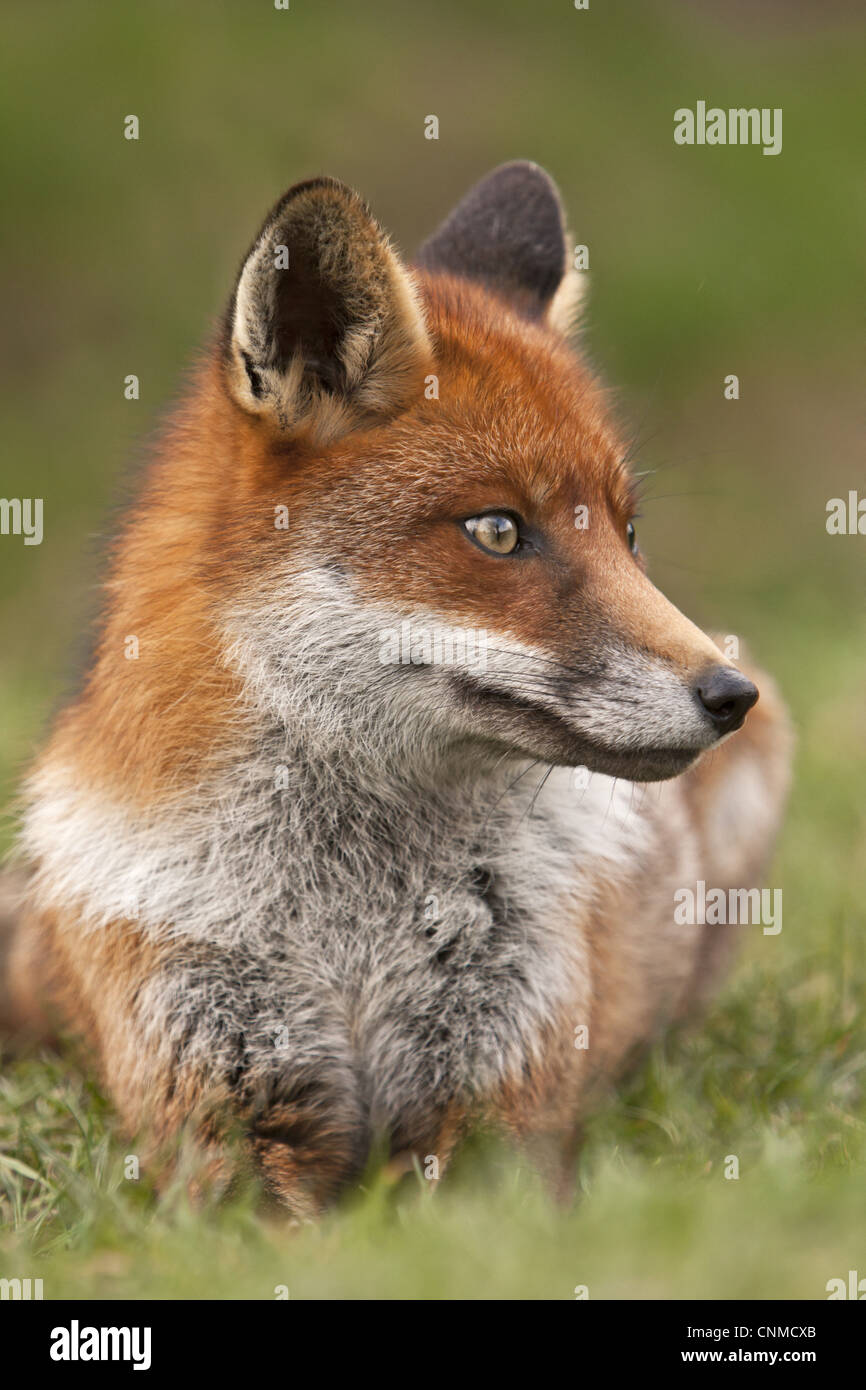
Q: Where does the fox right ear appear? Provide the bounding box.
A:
[416,161,586,337]
[224,178,431,444]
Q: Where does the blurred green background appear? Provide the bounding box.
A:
[1,0,864,1299]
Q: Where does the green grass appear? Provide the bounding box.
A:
[1,1,864,1298]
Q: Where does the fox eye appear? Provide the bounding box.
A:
[463,512,521,556]
[627,521,638,555]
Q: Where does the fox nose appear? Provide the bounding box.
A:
[695,666,759,734]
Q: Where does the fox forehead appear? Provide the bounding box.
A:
[262,275,635,530]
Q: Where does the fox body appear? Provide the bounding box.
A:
[5,164,790,1211]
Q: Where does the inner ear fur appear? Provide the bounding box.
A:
[225,177,431,443]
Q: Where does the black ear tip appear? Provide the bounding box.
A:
[425,160,565,234]
[477,159,563,200]
[264,175,368,230]
[415,160,569,315]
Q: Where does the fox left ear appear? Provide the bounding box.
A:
[415,160,585,336]
[225,177,432,443]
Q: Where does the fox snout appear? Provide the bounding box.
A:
[694,665,759,735]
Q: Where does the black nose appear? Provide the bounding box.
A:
[695,666,759,734]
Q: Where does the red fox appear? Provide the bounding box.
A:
[2,163,790,1213]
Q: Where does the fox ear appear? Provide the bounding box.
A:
[415,160,585,335]
[225,178,431,442]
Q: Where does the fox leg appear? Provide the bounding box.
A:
[0,904,368,1216]
[0,878,60,1046]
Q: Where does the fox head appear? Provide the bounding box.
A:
[210,161,757,783]
[71,162,758,795]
